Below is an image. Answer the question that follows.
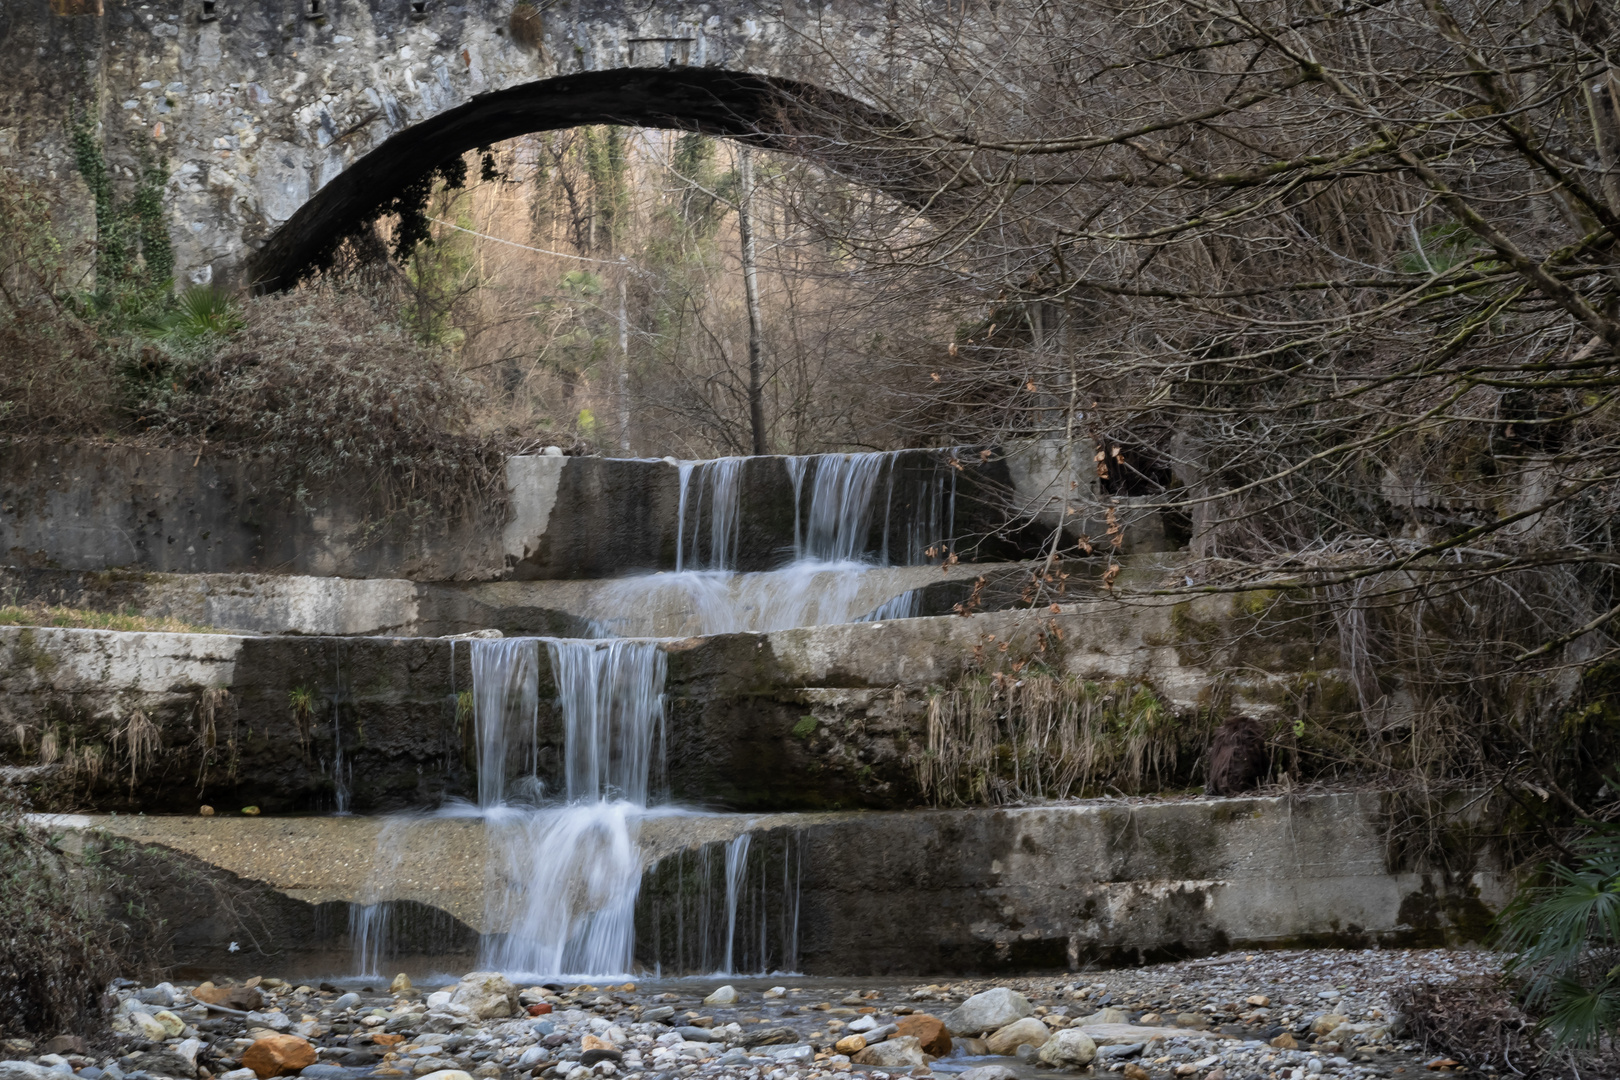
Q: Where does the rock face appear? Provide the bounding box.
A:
[241,1035,317,1078]
[1038,1029,1099,1067]
[850,1036,929,1068]
[943,988,1035,1035]
[451,972,519,1019]
[894,1015,952,1056]
[985,1017,1051,1056]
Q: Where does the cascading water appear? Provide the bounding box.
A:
[586,450,955,637]
[475,637,666,977]
[676,458,745,572]
[636,829,804,976]
[353,448,953,977]
[721,833,751,975]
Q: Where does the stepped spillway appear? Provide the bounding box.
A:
[1,444,1506,979]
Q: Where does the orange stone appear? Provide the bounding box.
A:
[895,1015,952,1057]
[373,1034,404,1048]
[241,1035,317,1078]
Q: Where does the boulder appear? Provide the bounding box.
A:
[0,1064,64,1080]
[38,1038,87,1058]
[741,1027,799,1047]
[152,1009,187,1037]
[959,1067,1017,1080]
[834,1035,867,1055]
[1064,1024,1174,1047]
[135,1049,199,1080]
[129,1012,170,1042]
[194,983,264,1012]
[579,1035,621,1067]
[245,1011,292,1033]
[450,973,518,1020]
[895,1015,952,1057]
[942,988,1034,1036]
[241,1035,317,1078]
[1311,1013,1349,1036]
[703,986,737,1006]
[1075,1008,1128,1027]
[985,1017,1050,1056]
[1038,1029,1098,1068]
[851,1036,928,1068]
[391,974,413,993]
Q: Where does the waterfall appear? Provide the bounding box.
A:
[676,457,745,571]
[329,641,353,814]
[795,452,891,562]
[721,833,751,975]
[549,639,666,805]
[470,639,542,808]
[582,449,956,637]
[636,829,804,975]
[473,636,666,977]
[353,449,965,977]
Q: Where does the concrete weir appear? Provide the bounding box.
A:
[45,792,1505,976]
[2,440,1501,981]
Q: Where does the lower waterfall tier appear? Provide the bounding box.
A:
[41,792,1505,978]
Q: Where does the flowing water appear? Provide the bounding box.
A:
[352,449,954,978]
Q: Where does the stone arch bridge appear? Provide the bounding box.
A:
[0,0,921,290]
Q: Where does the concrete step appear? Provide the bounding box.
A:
[0,557,1142,636]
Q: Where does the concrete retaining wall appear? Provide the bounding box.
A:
[47,791,1505,976]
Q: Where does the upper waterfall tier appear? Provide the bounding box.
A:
[0,440,1180,582]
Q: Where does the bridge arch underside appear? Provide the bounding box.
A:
[249,67,921,292]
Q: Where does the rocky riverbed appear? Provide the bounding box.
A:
[0,950,1502,1080]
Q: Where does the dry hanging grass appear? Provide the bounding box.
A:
[914,672,1207,804]
[114,710,160,797]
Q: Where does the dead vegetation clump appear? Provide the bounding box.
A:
[130,283,504,511]
[0,789,121,1037]
[914,670,1208,804]
[1395,980,1620,1079]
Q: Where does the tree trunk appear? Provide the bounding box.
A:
[738,147,767,456]
[617,271,631,452]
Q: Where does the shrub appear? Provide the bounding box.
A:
[0,173,115,434]
[1497,825,1620,1050]
[134,283,498,508]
